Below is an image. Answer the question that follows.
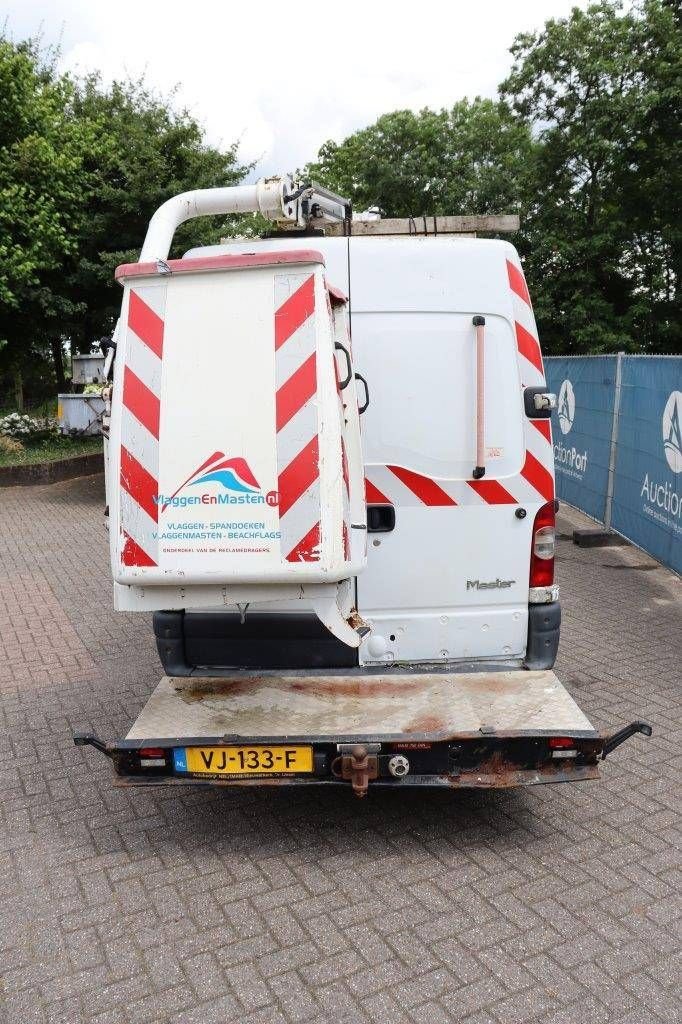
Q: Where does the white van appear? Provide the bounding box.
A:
[81,179,650,797]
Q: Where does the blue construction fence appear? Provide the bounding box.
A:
[544,355,682,575]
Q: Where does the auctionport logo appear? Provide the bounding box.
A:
[640,391,682,533]
[554,379,587,479]
[663,391,682,474]
[155,451,279,510]
[557,379,575,435]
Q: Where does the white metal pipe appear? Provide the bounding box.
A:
[139,178,291,262]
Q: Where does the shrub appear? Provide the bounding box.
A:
[0,434,24,455]
[0,412,60,442]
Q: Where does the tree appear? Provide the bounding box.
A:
[0,39,91,406]
[501,0,681,353]
[306,99,533,218]
[53,76,249,366]
[0,41,249,408]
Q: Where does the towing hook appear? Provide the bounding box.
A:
[334,743,379,797]
[601,721,652,759]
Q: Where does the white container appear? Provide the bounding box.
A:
[57,394,105,435]
[109,250,367,590]
[72,353,106,384]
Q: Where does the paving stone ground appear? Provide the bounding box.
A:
[0,473,680,1024]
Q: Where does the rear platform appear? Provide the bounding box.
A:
[127,669,595,741]
[75,668,650,796]
[72,668,648,797]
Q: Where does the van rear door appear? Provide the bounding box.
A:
[350,238,535,664]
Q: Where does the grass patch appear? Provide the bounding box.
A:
[0,435,103,467]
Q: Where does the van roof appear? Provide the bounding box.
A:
[184,235,521,318]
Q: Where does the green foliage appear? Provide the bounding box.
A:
[310,1,680,355]
[0,40,249,406]
[0,39,92,404]
[0,40,87,309]
[307,99,533,218]
[61,76,250,355]
[501,0,681,354]
[0,433,102,467]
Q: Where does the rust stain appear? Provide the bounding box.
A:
[174,675,433,703]
[447,755,601,789]
[402,714,446,735]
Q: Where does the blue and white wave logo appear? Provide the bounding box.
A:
[156,451,279,510]
[557,379,575,435]
[663,391,682,474]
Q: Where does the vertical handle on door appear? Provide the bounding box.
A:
[472,315,486,479]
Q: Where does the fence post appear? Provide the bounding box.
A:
[605,351,624,530]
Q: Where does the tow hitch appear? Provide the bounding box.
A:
[332,743,379,798]
[600,720,652,758]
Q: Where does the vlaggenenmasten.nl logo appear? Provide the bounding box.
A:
[155,452,279,510]
[554,378,588,478]
[640,391,682,532]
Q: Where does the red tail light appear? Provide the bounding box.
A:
[139,747,165,759]
[529,500,557,587]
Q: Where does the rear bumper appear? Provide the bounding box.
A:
[109,759,602,792]
[75,729,648,797]
[154,610,358,675]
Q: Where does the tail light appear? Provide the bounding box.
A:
[139,747,166,767]
[529,500,557,587]
[548,737,574,749]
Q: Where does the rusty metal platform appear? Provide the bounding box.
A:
[126,669,596,742]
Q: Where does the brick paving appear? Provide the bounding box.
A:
[0,473,680,1024]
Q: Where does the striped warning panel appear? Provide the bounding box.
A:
[506,257,545,385]
[119,286,166,567]
[506,254,555,500]
[274,274,321,562]
[333,301,352,562]
[364,454,554,509]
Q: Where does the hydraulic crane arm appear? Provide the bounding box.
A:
[139,176,351,262]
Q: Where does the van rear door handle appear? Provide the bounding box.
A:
[355,373,370,414]
[367,505,395,532]
[334,342,352,388]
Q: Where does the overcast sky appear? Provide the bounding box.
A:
[5,0,594,178]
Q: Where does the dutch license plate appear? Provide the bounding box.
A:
[173,745,313,776]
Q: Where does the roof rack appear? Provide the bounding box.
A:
[325,214,519,237]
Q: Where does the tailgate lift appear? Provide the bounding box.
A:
[75,669,650,798]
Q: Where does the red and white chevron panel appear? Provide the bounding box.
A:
[332,303,352,561]
[274,273,322,562]
[506,257,545,387]
[119,286,165,568]
[365,449,553,509]
[506,255,555,504]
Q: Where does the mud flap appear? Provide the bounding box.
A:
[524,601,561,670]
